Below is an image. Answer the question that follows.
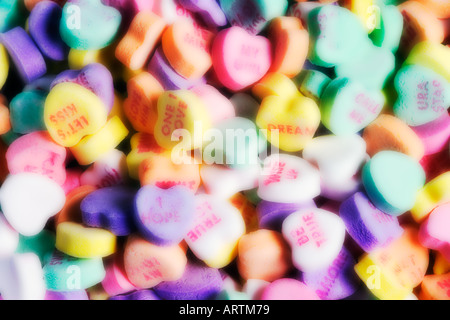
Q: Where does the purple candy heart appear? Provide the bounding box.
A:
[134,185,195,246]
[148,47,206,90]
[257,200,316,231]
[80,186,137,236]
[109,289,160,301]
[51,63,114,112]
[29,1,69,61]
[301,247,360,300]
[339,192,404,252]
[153,263,223,300]
[45,290,89,300]
[178,0,227,27]
[0,27,47,84]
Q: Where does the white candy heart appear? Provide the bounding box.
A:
[282,208,346,272]
[80,149,128,188]
[0,253,46,300]
[0,214,19,258]
[258,154,321,203]
[320,175,362,201]
[200,164,260,199]
[184,194,246,268]
[0,173,66,236]
[302,134,367,185]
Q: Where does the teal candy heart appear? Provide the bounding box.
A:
[15,230,56,265]
[9,90,46,134]
[335,44,395,90]
[0,0,26,33]
[60,0,121,50]
[43,250,105,291]
[308,5,372,68]
[320,77,385,135]
[394,65,450,127]
[369,3,403,53]
[362,151,425,216]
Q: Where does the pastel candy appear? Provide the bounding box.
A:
[123,235,187,289]
[0,253,46,300]
[0,96,9,136]
[80,149,128,188]
[28,1,69,61]
[152,0,196,24]
[102,259,136,297]
[258,154,321,204]
[44,82,108,147]
[115,12,166,71]
[415,0,450,19]
[162,19,213,79]
[342,0,375,32]
[419,202,450,260]
[363,114,425,161]
[0,27,47,83]
[178,0,228,27]
[69,116,129,165]
[109,290,160,301]
[60,0,122,50]
[148,47,207,90]
[43,250,106,291]
[123,72,164,134]
[252,72,299,101]
[433,252,450,275]
[134,185,195,245]
[15,230,55,265]
[0,173,65,236]
[257,200,317,231]
[288,1,323,27]
[185,194,246,268]
[0,44,8,89]
[55,222,116,258]
[260,278,320,300]
[339,192,404,252]
[153,263,223,300]
[242,279,270,300]
[362,151,426,216]
[412,172,450,222]
[355,228,429,300]
[237,229,292,282]
[51,63,115,112]
[412,113,450,156]
[45,290,89,300]
[230,193,259,233]
[154,90,211,150]
[282,208,346,272]
[60,168,83,195]
[303,134,367,186]
[0,214,19,258]
[191,84,236,125]
[0,0,25,33]
[394,65,450,127]
[9,90,46,134]
[298,70,332,102]
[256,94,321,152]
[56,185,96,225]
[301,247,360,300]
[219,0,288,35]
[216,289,250,300]
[6,131,67,185]
[369,3,403,53]
[212,26,272,91]
[421,274,450,300]
[81,186,136,237]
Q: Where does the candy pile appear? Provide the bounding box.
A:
[0,0,449,301]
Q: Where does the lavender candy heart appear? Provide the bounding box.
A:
[339,192,404,252]
[153,263,223,300]
[178,0,227,27]
[45,290,89,300]
[257,200,316,231]
[134,185,195,246]
[51,63,114,112]
[109,290,160,301]
[29,1,69,61]
[301,247,360,300]
[80,186,137,236]
[0,27,47,84]
[148,48,206,90]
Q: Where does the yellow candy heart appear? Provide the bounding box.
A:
[256,94,321,152]
[44,83,108,147]
[70,116,129,165]
[0,44,8,90]
[252,73,299,101]
[68,49,102,70]
[154,90,212,150]
[56,222,116,259]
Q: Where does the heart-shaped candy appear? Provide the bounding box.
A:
[134,185,195,246]
[178,0,227,27]
[9,90,46,134]
[0,173,65,236]
[320,77,385,135]
[258,154,321,204]
[0,44,8,90]
[212,26,272,91]
[426,203,450,243]
[393,65,450,127]
[0,214,19,258]
[282,208,346,272]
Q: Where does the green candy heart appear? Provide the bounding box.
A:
[393,65,450,127]
[0,0,26,33]
[320,77,385,135]
[15,230,56,266]
[9,90,46,134]
[60,0,121,50]
[298,70,332,102]
[369,3,403,53]
[43,250,106,292]
[362,151,425,216]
